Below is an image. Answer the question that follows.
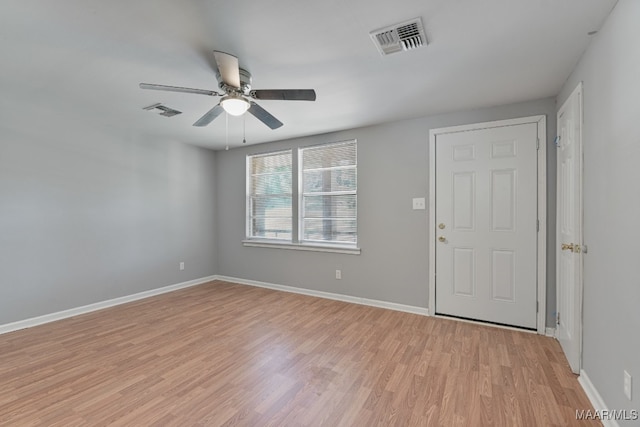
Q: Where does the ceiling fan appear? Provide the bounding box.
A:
[140,51,316,130]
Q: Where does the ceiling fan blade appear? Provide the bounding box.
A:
[139,83,219,97]
[193,104,224,127]
[213,50,241,88]
[248,101,283,129]
[250,89,316,101]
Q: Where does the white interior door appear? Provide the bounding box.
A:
[556,83,583,374]
[434,122,539,329]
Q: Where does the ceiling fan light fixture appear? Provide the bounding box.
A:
[220,95,250,116]
[140,50,316,130]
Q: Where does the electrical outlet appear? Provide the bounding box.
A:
[179,262,185,271]
[412,197,426,210]
[335,269,342,280]
[624,370,632,400]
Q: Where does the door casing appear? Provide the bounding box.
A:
[428,116,547,335]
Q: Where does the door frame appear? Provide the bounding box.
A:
[428,115,547,334]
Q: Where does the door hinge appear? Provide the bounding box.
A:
[536,138,540,150]
[536,219,540,232]
[536,301,539,313]
[556,311,560,325]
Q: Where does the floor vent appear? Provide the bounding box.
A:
[370,17,427,56]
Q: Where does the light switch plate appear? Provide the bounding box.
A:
[412,197,426,210]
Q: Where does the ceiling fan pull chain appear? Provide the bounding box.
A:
[225,112,229,150]
[243,115,247,144]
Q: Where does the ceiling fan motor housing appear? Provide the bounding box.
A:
[218,68,252,95]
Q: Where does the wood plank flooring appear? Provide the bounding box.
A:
[0,280,599,426]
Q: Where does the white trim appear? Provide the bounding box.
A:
[545,327,556,338]
[536,115,548,335]
[216,275,428,316]
[428,127,437,323]
[429,116,545,135]
[242,240,361,255]
[428,115,547,334]
[578,370,621,427]
[0,275,218,335]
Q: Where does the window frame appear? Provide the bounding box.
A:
[298,140,358,247]
[245,149,293,242]
[244,140,360,255]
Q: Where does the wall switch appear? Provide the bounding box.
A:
[624,370,632,400]
[335,269,342,280]
[179,262,185,271]
[412,197,426,210]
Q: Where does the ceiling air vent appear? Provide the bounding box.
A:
[143,103,182,117]
[370,17,427,56]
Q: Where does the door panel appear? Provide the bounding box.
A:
[490,169,516,231]
[556,83,583,373]
[453,172,475,230]
[492,249,515,302]
[453,248,475,297]
[435,123,538,329]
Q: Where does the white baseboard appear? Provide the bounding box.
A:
[578,369,620,427]
[545,327,556,338]
[0,275,218,335]
[215,275,429,316]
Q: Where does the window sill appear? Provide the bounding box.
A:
[242,240,361,255]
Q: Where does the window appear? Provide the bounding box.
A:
[246,150,292,240]
[300,141,357,245]
[246,140,358,252]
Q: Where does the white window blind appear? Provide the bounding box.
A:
[247,150,292,240]
[300,140,357,245]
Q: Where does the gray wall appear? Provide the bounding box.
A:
[0,97,557,328]
[557,0,640,420]
[0,120,218,325]
[216,97,558,327]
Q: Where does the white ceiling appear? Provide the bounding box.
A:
[0,0,617,150]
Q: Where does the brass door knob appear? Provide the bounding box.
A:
[438,236,446,243]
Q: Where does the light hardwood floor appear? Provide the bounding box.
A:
[0,280,599,426]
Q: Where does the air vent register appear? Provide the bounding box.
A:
[370,17,427,56]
